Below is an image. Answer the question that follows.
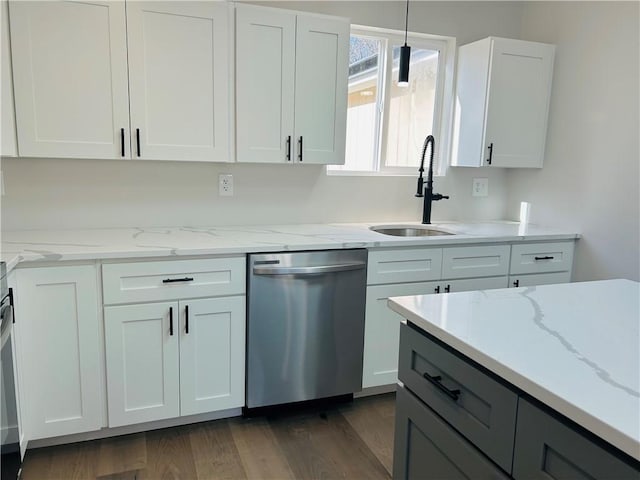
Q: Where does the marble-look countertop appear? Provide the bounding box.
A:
[388,279,640,461]
[1,221,579,273]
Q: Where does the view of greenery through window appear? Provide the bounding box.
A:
[331,32,444,174]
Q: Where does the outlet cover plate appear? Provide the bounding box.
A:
[472,178,488,197]
[219,174,233,197]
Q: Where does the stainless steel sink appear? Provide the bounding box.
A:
[370,226,454,237]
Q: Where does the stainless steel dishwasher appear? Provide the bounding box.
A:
[247,249,367,409]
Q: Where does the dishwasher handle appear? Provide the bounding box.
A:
[253,262,365,276]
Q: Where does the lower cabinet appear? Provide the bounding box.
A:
[394,386,509,480]
[104,296,245,427]
[15,265,103,440]
[363,276,508,389]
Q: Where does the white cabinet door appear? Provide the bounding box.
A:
[126,1,230,162]
[15,265,102,439]
[294,15,349,165]
[510,272,571,288]
[484,38,555,168]
[9,1,130,159]
[451,37,554,168]
[179,296,245,416]
[363,282,440,388]
[1,0,17,156]
[104,302,180,427]
[235,5,295,164]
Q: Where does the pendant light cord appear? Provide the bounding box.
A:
[404,0,409,45]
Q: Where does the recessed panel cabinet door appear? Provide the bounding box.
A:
[16,266,102,440]
[126,2,230,162]
[104,302,180,427]
[179,297,245,416]
[484,39,555,168]
[294,15,349,165]
[9,1,130,159]
[235,5,296,163]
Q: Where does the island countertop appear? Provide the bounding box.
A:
[388,279,640,462]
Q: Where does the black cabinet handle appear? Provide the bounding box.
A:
[298,136,303,162]
[185,305,189,334]
[136,128,141,157]
[162,277,194,284]
[120,128,125,157]
[286,136,291,161]
[444,284,451,293]
[169,306,174,336]
[534,256,554,261]
[423,373,461,402]
[434,285,440,294]
[513,279,520,287]
[486,142,493,165]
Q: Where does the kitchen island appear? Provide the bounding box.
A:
[389,279,640,478]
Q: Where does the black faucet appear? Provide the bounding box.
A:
[416,135,449,224]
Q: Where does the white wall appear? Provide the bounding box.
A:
[0,1,524,231]
[507,1,639,282]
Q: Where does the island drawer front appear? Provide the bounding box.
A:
[102,257,246,305]
[394,386,510,480]
[399,324,518,473]
[367,248,443,285]
[513,399,639,479]
[442,245,510,279]
[510,241,574,275]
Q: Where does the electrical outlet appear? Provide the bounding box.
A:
[219,174,233,197]
[472,178,488,197]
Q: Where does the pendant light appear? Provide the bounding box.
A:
[398,0,411,87]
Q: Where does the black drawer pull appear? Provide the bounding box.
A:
[120,128,125,157]
[185,304,189,334]
[298,136,303,162]
[434,285,440,294]
[136,128,141,157]
[513,279,520,287]
[423,373,461,402]
[486,142,493,165]
[169,306,174,336]
[534,256,554,261]
[286,135,291,161]
[162,277,194,284]
[444,284,450,293]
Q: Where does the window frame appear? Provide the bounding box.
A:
[328,25,456,177]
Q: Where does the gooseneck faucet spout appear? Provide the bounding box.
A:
[415,135,449,224]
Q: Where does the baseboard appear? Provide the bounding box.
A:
[28,407,242,449]
[354,384,397,398]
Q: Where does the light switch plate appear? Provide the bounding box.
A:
[472,178,488,197]
[219,174,233,196]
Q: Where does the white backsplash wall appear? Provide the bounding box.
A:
[0,158,508,230]
[507,1,639,282]
[1,1,525,231]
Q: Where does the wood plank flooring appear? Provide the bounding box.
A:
[20,393,396,480]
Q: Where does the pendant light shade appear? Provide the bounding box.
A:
[398,0,411,87]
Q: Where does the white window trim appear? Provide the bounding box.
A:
[328,25,456,177]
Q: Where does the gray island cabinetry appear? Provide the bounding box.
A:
[390,280,640,479]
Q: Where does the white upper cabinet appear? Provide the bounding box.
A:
[126,1,231,162]
[451,37,555,168]
[236,5,349,165]
[9,1,130,159]
[1,0,17,157]
[235,6,295,164]
[8,0,231,162]
[294,15,349,165]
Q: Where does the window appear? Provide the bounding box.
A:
[329,27,455,176]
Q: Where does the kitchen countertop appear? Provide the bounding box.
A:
[0,221,579,273]
[388,279,640,461]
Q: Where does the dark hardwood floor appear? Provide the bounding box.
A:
[21,393,396,480]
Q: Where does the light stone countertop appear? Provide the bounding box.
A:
[1,221,580,273]
[388,279,640,461]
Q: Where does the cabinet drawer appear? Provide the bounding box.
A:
[510,241,574,275]
[398,324,518,472]
[367,248,442,285]
[442,245,510,279]
[513,399,639,479]
[510,271,571,288]
[394,386,509,480]
[103,257,246,304]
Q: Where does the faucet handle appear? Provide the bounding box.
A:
[432,193,450,201]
